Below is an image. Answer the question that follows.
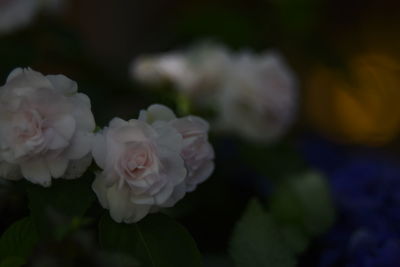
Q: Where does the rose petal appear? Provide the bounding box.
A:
[21,159,51,187]
[92,174,110,209]
[106,184,134,223]
[66,131,93,160]
[47,129,69,150]
[46,157,68,178]
[6,68,23,82]
[52,115,76,141]
[63,153,92,179]
[139,104,176,123]
[187,161,215,192]
[46,74,78,95]
[71,93,96,131]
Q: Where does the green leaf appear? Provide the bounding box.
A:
[270,172,335,237]
[99,213,202,267]
[230,199,296,267]
[0,217,38,263]
[26,176,95,238]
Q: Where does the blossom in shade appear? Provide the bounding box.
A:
[0,68,95,186]
[92,104,214,223]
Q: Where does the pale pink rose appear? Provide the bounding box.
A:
[0,68,95,186]
[91,117,186,223]
[139,104,215,206]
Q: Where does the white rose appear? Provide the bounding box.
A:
[218,51,297,143]
[0,0,38,34]
[91,117,186,223]
[139,104,215,206]
[0,68,95,186]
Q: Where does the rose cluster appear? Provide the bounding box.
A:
[92,104,214,223]
[132,43,298,143]
[0,68,214,223]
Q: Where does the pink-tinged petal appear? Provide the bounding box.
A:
[172,115,210,135]
[21,159,51,187]
[114,121,154,143]
[52,115,76,141]
[46,74,78,95]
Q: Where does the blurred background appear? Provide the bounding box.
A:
[1,0,400,266]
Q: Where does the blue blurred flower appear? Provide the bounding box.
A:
[330,158,400,231]
[299,135,400,267]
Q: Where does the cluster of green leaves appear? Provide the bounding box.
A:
[0,174,202,267]
[230,172,335,267]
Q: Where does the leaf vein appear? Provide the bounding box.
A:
[135,223,156,267]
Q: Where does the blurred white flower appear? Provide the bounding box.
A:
[132,43,298,143]
[218,52,297,143]
[133,53,195,88]
[0,68,95,186]
[0,0,39,34]
[0,0,65,35]
[132,44,231,106]
[91,116,187,223]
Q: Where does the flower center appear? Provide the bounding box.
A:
[118,142,158,182]
[14,109,44,144]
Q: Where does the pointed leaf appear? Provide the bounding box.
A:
[0,217,38,264]
[99,213,202,267]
